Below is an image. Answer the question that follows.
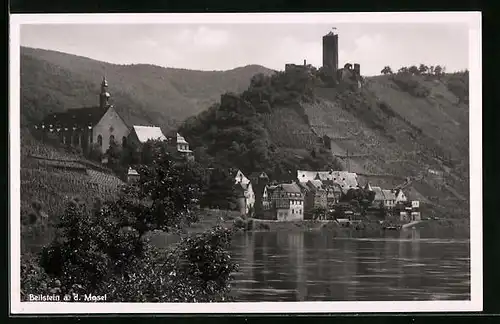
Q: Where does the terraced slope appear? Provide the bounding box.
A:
[299,75,469,217]
[20,130,124,222]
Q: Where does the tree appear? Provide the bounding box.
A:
[434,65,443,76]
[398,66,409,74]
[121,141,140,167]
[418,64,428,75]
[27,139,239,302]
[87,143,103,163]
[311,205,328,220]
[381,66,393,75]
[106,139,123,171]
[200,167,239,210]
[408,65,419,75]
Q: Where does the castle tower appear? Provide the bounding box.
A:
[353,63,361,76]
[99,75,111,109]
[322,30,339,78]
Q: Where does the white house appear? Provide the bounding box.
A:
[394,189,408,204]
[235,182,255,216]
[233,169,250,186]
[382,189,396,209]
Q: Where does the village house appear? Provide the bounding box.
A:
[248,171,270,218]
[234,182,255,216]
[382,189,397,209]
[323,181,343,207]
[233,169,250,186]
[271,182,304,221]
[394,188,408,204]
[233,169,255,216]
[369,185,385,208]
[164,131,195,162]
[302,180,328,219]
[126,167,140,183]
[261,185,271,211]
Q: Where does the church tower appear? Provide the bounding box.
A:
[99,75,111,109]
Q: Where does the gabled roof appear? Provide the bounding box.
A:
[297,182,310,192]
[175,133,189,145]
[279,182,302,194]
[233,169,250,184]
[394,189,407,199]
[372,186,385,201]
[249,171,269,181]
[382,189,396,200]
[297,170,318,183]
[307,179,324,192]
[132,125,167,143]
[297,170,358,189]
[266,184,279,194]
[329,171,358,189]
[127,167,139,176]
[41,106,109,129]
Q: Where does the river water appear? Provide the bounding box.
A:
[229,228,470,302]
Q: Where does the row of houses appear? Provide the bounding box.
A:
[233,169,421,222]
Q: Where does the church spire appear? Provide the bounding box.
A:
[99,75,111,109]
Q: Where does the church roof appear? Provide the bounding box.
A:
[132,125,167,143]
[41,106,109,129]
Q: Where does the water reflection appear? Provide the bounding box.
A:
[230,227,470,302]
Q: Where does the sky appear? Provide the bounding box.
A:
[20,23,469,76]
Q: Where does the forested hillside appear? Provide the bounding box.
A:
[180,66,470,218]
[20,47,274,130]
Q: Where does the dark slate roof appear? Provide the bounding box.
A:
[41,106,109,128]
[279,182,302,194]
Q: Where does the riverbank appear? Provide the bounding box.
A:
[146,210,471,248]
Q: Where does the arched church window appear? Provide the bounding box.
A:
[110,135,115,145]
[97,135,103,147]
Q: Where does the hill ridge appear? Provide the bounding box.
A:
[20,47,274,129]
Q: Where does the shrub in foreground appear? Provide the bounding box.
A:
[21,140,239,302]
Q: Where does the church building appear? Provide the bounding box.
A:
[38,76,129,155]
[36,77,194,161]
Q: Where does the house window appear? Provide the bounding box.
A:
[292,209,295,214]
[97,135,103,146]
